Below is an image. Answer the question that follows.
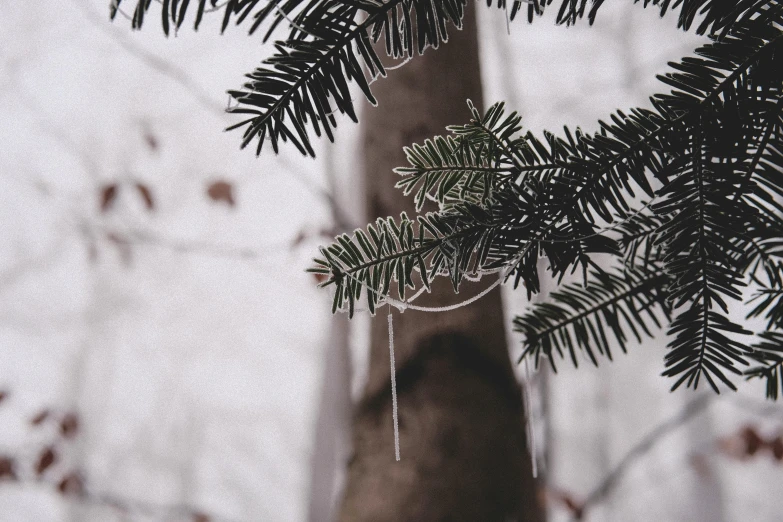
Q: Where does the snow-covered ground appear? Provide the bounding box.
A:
[0,1,781,521]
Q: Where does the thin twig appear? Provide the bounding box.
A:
[28,475,242,522]
[75,0,226,117]
[569,392,783,519]
[88,222,291,261]
[579,394,714,514]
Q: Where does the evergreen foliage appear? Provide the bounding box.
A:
[112,0,783,397]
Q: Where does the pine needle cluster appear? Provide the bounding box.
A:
[112,0,783,397]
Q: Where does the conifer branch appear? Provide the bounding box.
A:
[745,332,783,400]
[109,0,783,397]
[515,265,670,371]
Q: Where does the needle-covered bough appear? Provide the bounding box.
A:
[113,0,783,398]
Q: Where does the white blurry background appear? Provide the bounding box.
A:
[0,1,781,521]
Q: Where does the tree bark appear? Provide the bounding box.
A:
[337,5,544,521]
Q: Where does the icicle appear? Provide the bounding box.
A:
[388,312,401,461]
[523,358,538,478]
[328,246,533,462]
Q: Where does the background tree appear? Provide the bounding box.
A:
[336,4,541,520]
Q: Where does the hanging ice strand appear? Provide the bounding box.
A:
[334,247,531,463]
[524,358,538,478]
[388,312,401,461]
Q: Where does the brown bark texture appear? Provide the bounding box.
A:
[337,6,544,522]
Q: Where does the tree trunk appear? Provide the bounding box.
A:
[337,5,544,521]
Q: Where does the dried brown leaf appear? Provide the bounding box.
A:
[100,184,118,213]
[60,413,79,439]
[135,183,155,211]
[771,436,783,462]
[144,132,159,152]
[36,447,57,476]
[206,181,235,207]
[740,426,763,457]
[0,456,16,480]
[31,409,50,426]
[57,472,84,496]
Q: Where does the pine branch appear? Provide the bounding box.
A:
[110,0,274,34]
[308,182,619,315]
[735,94,783,225]
[312,6,783,324]
[745,331,783,400]
[227,1,782,160]
[570,0,777,36]
[394,102,560,211]
[614,209,669,268]
[552,18,783,225]
[394,135,514,211]
[733,212,783,286]
[452,100,531,171]
[225,0,470,157]
[414,19,783,299]
[112,0,218,33]
[393,100,625,290]
[108,0,783,398]
[648,19,783,391]
[515,265,670,371]
[734,97,783,201]
[113,0,783,166]
[748,287,783,330]
[308,210,497,316]
[655,117,751,391]
[426,21,783,270]
[311,11,783,397]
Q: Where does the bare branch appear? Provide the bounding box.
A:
[25,475,242,522]
[74,0,226,118]
[579,394,713,515]
[553,394,783,519]
[85,221,293,261]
